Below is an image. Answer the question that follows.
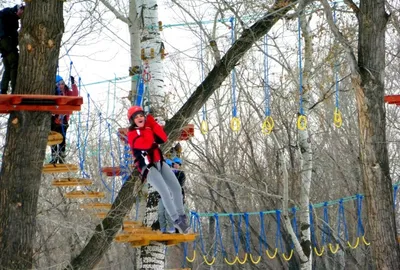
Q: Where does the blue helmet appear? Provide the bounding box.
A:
[173,157,182,165]
[165,159,172,167]
[56,75,64,84]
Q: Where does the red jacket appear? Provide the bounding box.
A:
[128,114,168,175]
[53,83,79,124]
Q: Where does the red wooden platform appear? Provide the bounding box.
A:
[0,94,83,114]
[384,95,400,105]
[101,167,121,176]
[118,124,194,143]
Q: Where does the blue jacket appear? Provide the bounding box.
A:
[0,6,20,46]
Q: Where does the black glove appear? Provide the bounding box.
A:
[70,76,75,85]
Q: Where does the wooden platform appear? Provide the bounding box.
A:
[43,164,79,173]
[123,220,143,227]
[47,131,63,146]
[64,191,105,199]
[0,94,83,114]
[101,167,122,176]
[80,203,112,210]
[384,95,400,105]
[123,226,153,233]
[115,231,197,247]
[52,178,93,187]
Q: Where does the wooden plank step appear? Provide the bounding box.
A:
[123,227,153,233]
[0,94,83,114]
[115,232,197,247]
[52,178,93,187]
[64,191,105,199]
[80,203,113,209]
[123,220,143,227]
[43,164,79,173]
[47,131,63,146]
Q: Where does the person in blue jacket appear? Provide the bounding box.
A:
[0,4,24,94]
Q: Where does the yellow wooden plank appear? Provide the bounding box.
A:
[47,131,63,146]
[52,178,93,187]
[80,203,112,209]
[64,191,105,199]
[123,220,143,227]
[123,227,152,233]
[43,164,78,173]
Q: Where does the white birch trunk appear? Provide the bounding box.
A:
[298,6,313,270]
[128,0,141,101]
[136,0,166,268]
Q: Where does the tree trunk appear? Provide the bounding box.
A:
[0,2,64,268]
[357,0,400,268]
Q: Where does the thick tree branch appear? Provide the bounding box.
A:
[99,0,129,24]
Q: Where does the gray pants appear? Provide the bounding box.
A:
[158,198,174,231]
[146,161,184,221]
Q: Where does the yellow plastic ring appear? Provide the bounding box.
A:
[200,120,208,134]
[230,117,241,132]
[249,254,261,264]
[266,248,278,259]
[282,249,294,261]
[347,237,360,249]
[328,243,340,254]
[186,250,196,262]
[224,256,238,265]
[313,246,325,256]
[334,108,342,128]
[262,116,275,135]
[297,115,307,130]
[362,235,370,246]
[203,255,216,266]
[237,253,248,264]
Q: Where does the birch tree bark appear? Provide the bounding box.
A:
[0,1,64,268]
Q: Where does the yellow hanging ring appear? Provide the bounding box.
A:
[297,115,307,130]
[237,253,248,264]
[200,120,208,134]
[266,248,278,259]
[203,255,216,265]
[362,235,370,246]
[313,246,325,256]
[249,254,262,264]
[282,249,294,261]
[262,116,274,135]
[328,243,340,254]
[224,256,238,265]
[333,107,342,128]
[230,117,241,132]
[347,237,360,249]
[186,250,196,262]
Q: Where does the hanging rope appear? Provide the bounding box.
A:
[262,34,274,135]
[229,17,240,132]
[333,2,343,128]
[107,123,117,202]
[394,184,399,209]
[77,90,90,178]
[355,194,370,246]
[97,113,113,193]
[200,35,208,135]
[184,212,198,263]
[310,204,325,256]
[297,16,307,130]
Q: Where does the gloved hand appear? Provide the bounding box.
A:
[70,76,75,85]
[145,114,157,128]
[154,116,166,126]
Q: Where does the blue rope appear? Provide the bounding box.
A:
[230,17,237,118]
[135,76,145,106]
[244,213,251,253]
[291,207,299,248]
[107,123,116,202]
[229,214,242,255]
[215,214,226,258]
[393,184,398,209]
[297,16,304,115]
[264,34,270,116]
[323,202,330,244]
[337,199,349,241]
[275,210,284,252]
[259,212,268,249]
[309,204,317,247]
[356,194,365,237]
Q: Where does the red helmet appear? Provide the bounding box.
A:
[127,106,144,121]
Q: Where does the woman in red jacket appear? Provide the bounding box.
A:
[127,106,189,234]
